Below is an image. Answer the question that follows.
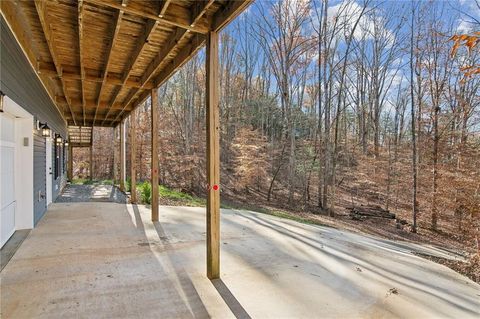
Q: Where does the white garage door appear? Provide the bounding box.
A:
[0,113,16,248]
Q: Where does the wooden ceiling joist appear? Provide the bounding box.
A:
[158,0,172,18]
[33,0,77,126]
[67,113,118,122]
[112,0,215,123]
[93,8,124,125]
[113,27,189,122]
[126,33,206,125]
[116,0,251,123]
[38,62,153,89]
[84,0,208,34]
[55,96,126,111]
[191,0,215,28]
[101,18,160,125]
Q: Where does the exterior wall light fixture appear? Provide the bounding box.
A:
[40,123,51,138]
[55,134,62,145]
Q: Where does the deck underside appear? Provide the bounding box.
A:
[0,0,252,127]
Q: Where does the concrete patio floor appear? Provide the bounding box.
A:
[1,202,479,318]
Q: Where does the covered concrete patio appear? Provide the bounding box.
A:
[1,0,252,280]
[1,199,479,318]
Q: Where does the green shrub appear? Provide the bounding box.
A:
[102,179,113,185]
[140,182,151,204]
[72,178,95,185]
[71,178,85,185]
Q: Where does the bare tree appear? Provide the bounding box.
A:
[409,1,418,233]
[254,0,314,204]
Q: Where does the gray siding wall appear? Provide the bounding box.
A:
[0,16,67,138]
[1,16,69,224]
[33,131,47,225]
[52,142,67,200]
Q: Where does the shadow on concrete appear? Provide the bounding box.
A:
[0,229,30,271]
[143,206,252,319]
[130,204,210,319]
[124,205,480,318]
[236,212,479,317]
[211,278,251,319]
[131,204,145,232]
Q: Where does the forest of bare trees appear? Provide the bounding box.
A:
[75,0,480,272]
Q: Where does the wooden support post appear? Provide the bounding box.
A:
[130,110,137,203]
[89,145,93,180]
[206,30,220,280]
[120,120,125,192]
[68,144,73,181]
[151,89,159,221]
[113,127,117,184]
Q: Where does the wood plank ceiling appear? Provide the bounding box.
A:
[0,0,252,127]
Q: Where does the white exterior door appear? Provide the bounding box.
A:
[46,137,52,205]
[0,113,16,248]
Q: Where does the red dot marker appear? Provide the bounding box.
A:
[213,184,219,191]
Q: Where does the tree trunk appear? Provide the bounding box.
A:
[409,6,418,233]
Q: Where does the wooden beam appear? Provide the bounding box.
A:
[68,144,73,181]
[154,34,205,88]
[191,0,215,28]
[126,33,205,116]
[69,122,115,128]
[65,113,120,123]
[93,9,124,125]
[118,0,238,117]
[119,119,125,192]
[109,0,251,125]
[212,0,254,32]
[55,96,130,111]
[78,0,86,126]
[90,129,94,180]
[114,27,188,122]
[130,110,137,203]
[113,126,118,184]
[34,0,77,125]
[158,0,172,18]
[112,0,213,122]
[38,62,154,89]
[101,19,159,126]
[206,31,220,280]
[151,89,159,221]
[83,0,208,34]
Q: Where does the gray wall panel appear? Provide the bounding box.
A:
[1,16,69,225]
[33,131,47,225]
[50,139,67,200]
